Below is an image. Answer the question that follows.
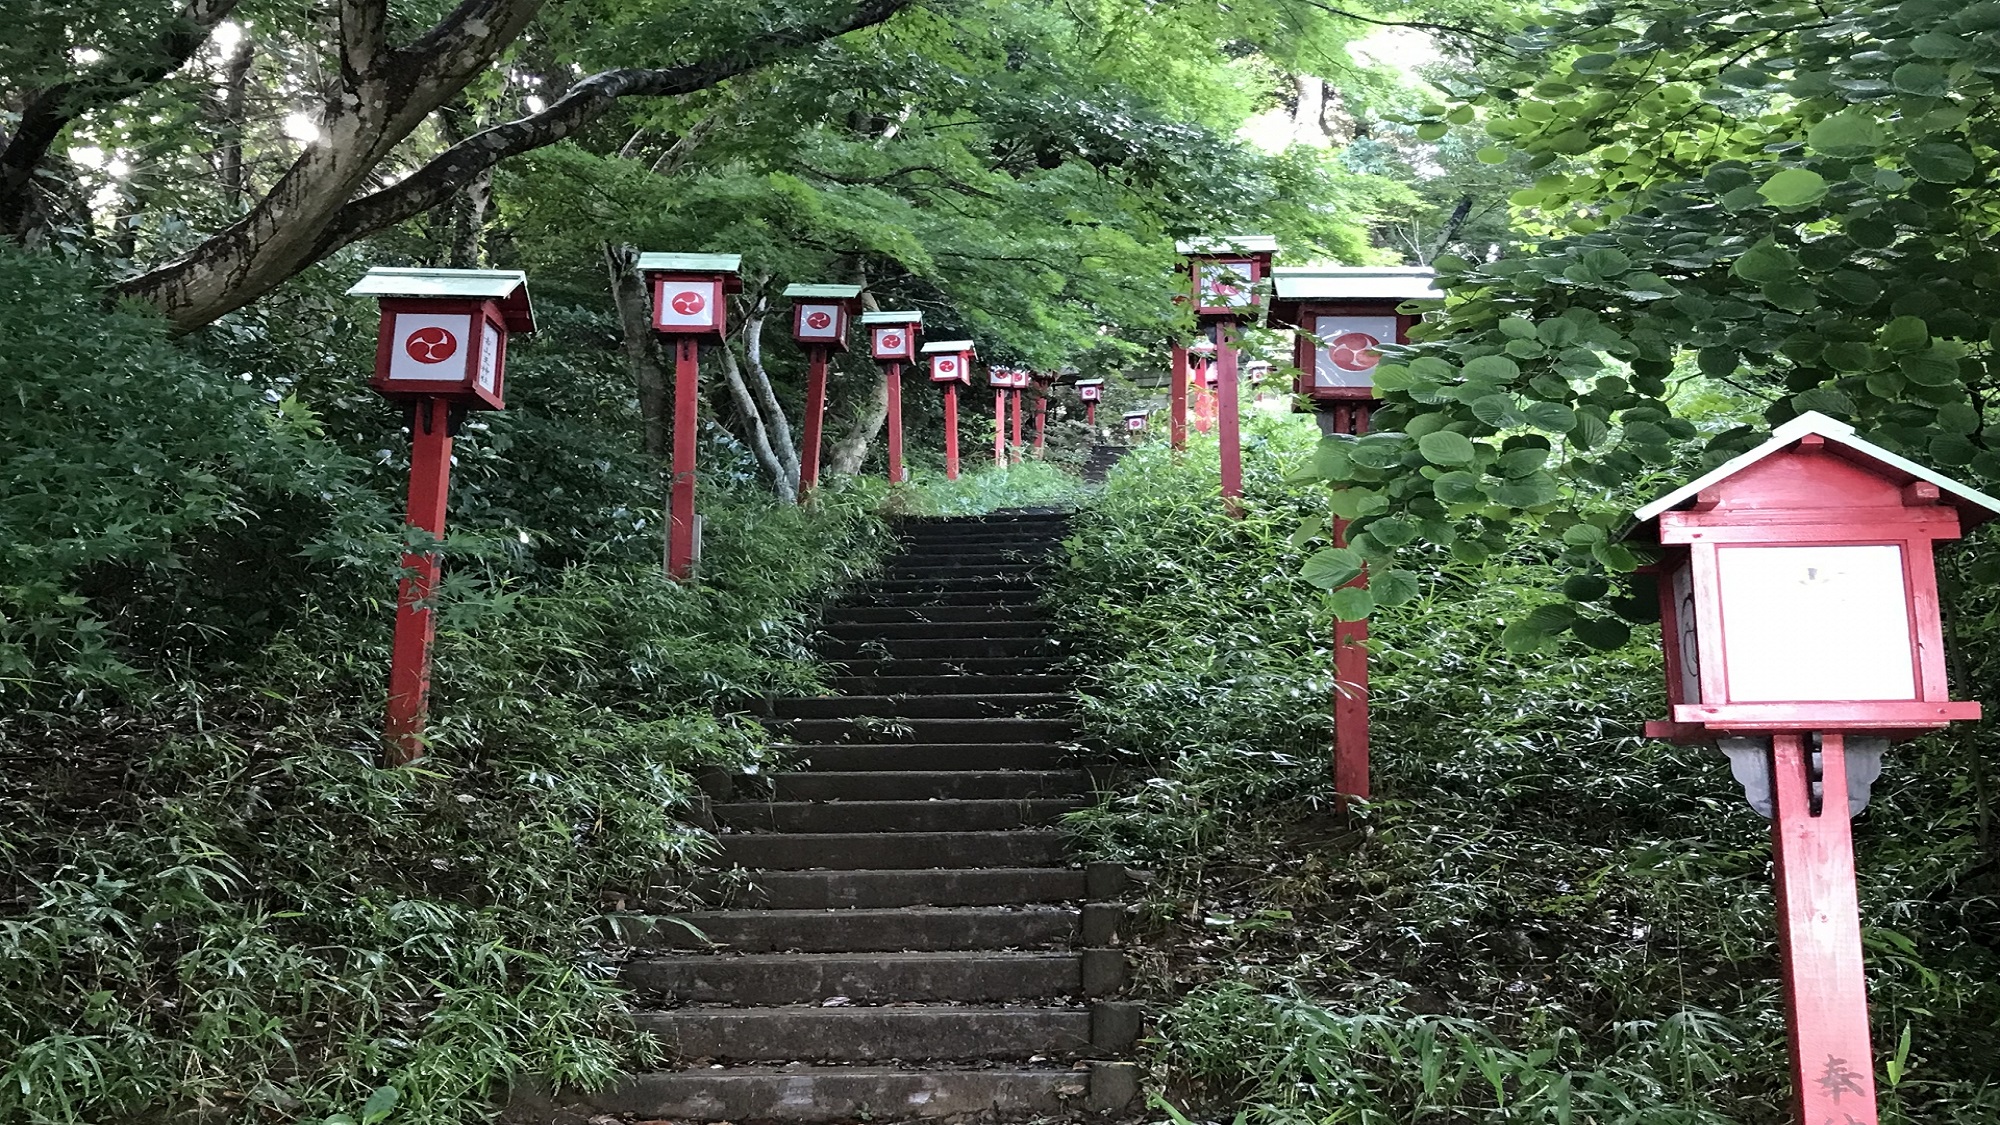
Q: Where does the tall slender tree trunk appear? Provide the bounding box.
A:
[718,336,798,503]
[603,242,670,459]
[827,358,890,476]
[213,38,253,207]
[742,307,802,492]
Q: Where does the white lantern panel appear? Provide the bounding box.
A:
[1670,561,1700,703]
[388,313,473,381]
[1312,315,1397,388]
[875,327,910,356]
[796,303,842,340]
[477,320,501,394]
[932,355,963,380]
[655,280,721,331]
[1198,260,1256,307]
[1716,544,1917,702]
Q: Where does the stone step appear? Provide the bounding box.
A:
[773,693,1071,720]
[826,673,1068,695]
[824,604,1050,625]
[545,1063,1137,1122]
[624,906,1080,953]
[719,829,1067,869]
[820,619,1052,641]
[700,866,1089,909]
[820,637,1054,661]
[773,742,1070,770]
[887,548,1059,566]
[713,798,1081,833]
[840,588,1041,608]
[766,769,1089,801]
[855,576,1039,595]
[625,950,1096,1005]
[636,1005,1111,1062]
[781,715,1076,744]
[884,563,1040,580]
[826,655,1060,677]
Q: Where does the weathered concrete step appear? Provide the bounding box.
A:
[714,798,1081,833]
[626,906,1080,952]
[781,715,1076,744]
[821,637,1054,662]
[719,829,1067,870]
[544,1062,1137,1122]
[841,588,1041,608]
[767,769,1089,801]
[703,866,1088,909]
[824,603,1049,625]
[774,692,1072,720]
[774,742,1070,770]
[884,563,1040,580]
[636,1005,1101,1062]
[821,619,1051,641]
[887,548,1058,566]
[827,674,1068,695]
[827,656,1060,678]
[625,951,1089,1004]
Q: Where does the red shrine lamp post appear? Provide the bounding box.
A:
[988,366,1014,467]
[783,283,864,494]
[1076,378,1104,427]
[1122,409,1150,436]
[1177,235,1275,515]
[1030,371,1054,456]
[1169,341,1191,450]
[861,310,923,483]
[1628,410,1997,1125]
[1188,336,1217,436]
[348,266,535,767]
[638,252,742,579]
[924,339,976,480]
[1267,266,1439,802]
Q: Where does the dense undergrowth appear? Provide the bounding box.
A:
[1052,423,2000,1124]
[0,250,895,1125]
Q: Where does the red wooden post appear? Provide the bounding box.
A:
[1085,400,1096,426]
[943,383,961,480]
[800,345,828,492]
[1329,506,1371,800]
[1771,732,1879,1125]
[384,396,455,765]
[667,337,701,577]
[1033,391,1047,455]
[885,360,904,482]
[1010,386,1024,462]
[1169,342,1189,451]
[1217,323,1243,515]
[993,386,1007,466]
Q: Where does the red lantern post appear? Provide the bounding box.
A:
[1177,235,1275,516]
[1076,378,1103,427]
[1629,411,1998,1125]
[1122,409,1149,436]
[1268,266,1439,802]
[783,283,864,494]
[638,253,743,579]
[1009,371,1026,463]
[1031,371,1052,455]
[923,340,976,480]
[862,310,923,483]
[1169,342,1190,451]
[349,267,535,766]
[1189,337,1217,436]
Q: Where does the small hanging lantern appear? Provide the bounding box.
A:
[354,267,535,411]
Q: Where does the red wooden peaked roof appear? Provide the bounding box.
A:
[1630,411,2000,532]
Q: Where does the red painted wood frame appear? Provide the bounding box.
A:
[370,297,510,411]
[1169,342,1190,451]
[791,303,852,351]
[1033,389,1048,455]
[650,275,727,337]
[1290,303,1418,405]
[883,361,906,483]
[1009,386,1024,462]
[942,383,961,480]
[667,338,700,578]
[383,396,458,766]
[1214,321,1244,517]
[799,346,831,492]
[1645,482,1974,740]
[1321,403,1376,801]
[993,386,1008,466]
[1188,254,1271,319]
[1084,400,1097,427]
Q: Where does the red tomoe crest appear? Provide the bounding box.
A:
[671,290,706,315]
[1329,331,1381,372]
[938,358,958,373]
[406,326,458,364]
[807,311,833,330]
[882,332,903,349]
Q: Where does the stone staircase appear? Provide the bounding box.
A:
[1081,444,1128,483]
[537,511,1139,1123]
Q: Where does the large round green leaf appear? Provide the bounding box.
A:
[1909,142,1976,184]
[1302,547,1364,590]
[1417,431,1478,465]
[1758,168,1828,209]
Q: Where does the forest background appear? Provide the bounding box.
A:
[3,0,1998,1122]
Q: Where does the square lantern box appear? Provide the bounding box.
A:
[1123,410,1150,432]
[349,267,536,411]
[638,252,744,337]
[784,283,865,352]
[1076,378,1104,402]
[1265,266,1439,404]
[988,366,1032,389]
[1628,411,1999,740]
[924,340,976,384]
[862,311,923,361]
[1176,235,1278,320]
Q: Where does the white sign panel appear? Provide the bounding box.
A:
[1671,561,1700,703]
[932,355,964,381]
[1197,259,1256,307]
[477,320,501,394]
[387,312,472,381]
[1312,315,1398,388]
[1717,544,1917,702]
[654,279,720,331]
[874,327,910,356]
[796,303,842,341]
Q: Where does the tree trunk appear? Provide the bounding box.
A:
[451,167,493,267]
[827,358,889,476]
[603,242,671,459]
[213,37,253,207]
[742,306,802,492]
[1292,74,1329,147]
[718,334,798,504]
